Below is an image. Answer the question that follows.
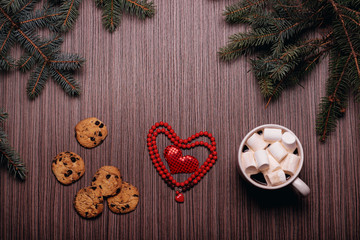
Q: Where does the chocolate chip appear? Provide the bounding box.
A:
[63,162,67,166]
[85,212,88,216]
[133,194,139,197]
[65,151,70,154]
[67,170,73,175]
[99,123,104,128]
[59,158,62,161]
[98,132,102,137]
[121,207,126,210]
[72,180,76,183]
[95,121,100,125]
[92,177,96,182]
[116,188,121,194]
[115,175,119,179]
[94,142,96,145]
[95,204,98,209]
[110,204,115,207]
[91,186,97,190]
[99,185,102,189]
[90,137,95,141]
[52,160,57,164]
[106,174,111,179]
[125,204,130,208]
[59,154,62,156]
[71,157,76,162]
[98,196,102,199]
[77,172,81,176]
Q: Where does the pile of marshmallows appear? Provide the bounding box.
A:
[241,128,301,186]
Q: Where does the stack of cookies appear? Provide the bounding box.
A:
[51,117,139,219]
[74,166,140,219]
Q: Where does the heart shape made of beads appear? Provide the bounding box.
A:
[147,121,217,202]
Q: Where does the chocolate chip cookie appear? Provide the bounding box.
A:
[75,117,108,148]
[74,186,104,218]
[51,151,85,185]
[91,166,122,197]
[107,182,139,214]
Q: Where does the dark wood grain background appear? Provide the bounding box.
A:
[1,1,359,239]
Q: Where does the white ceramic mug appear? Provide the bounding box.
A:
[237,124,310,197]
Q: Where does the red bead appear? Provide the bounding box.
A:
[159,171,164,175]
[204,131,208,136]
[176,191,180,195]
[179,139,183,143]
[174,141,179,145]
[176,182,180,187]
[183,139,188,144]
[193,180,198,184]
[180,182,185,187]
[152,159,157,164]
[200,173,204,177]
[210,137,215,142]
[161,174,166,179]
[209,163,213,167]
[160,121,164,125]
[204,162,208,166]
[154,163,159,167]
[211,160,215,164]
[191,174,196,179]
[187,137,192,142]
[147,138,151,142]
[213,151,217,155]
[195,141,199,146]
[204,142,209,147]
[171,138,175,142]
[213,156,217,160]
[156,129,161,133]
[200,141,204,145]
[164,122,169,127]
[208,133,212,138]
[169,176,173,181]
[206,167,210,171]
[191,143,195,148]
[165,131,169,135]
[155,153,160,158]
[186,144,191,149]
[172,133,177,138]
[174,136,179,141]
[163,168,167,173]
[170,129,174,134]
[191,135,195,139]
[148,147,152,151]
[182,144,187,148]
[202,170,207,174]
[167,125,172,130]
[199,131,204,136]
[212,142,216,146]
[156,167,161,171]
[166,172,171,177]
[147,142,152,147]
[195,133,200,138]
[149,151,154,155]
[154,132,158,137]
[172,179,176,184]
[152,125,156,130]
[195,171,199,176]
[154,149,159,153]
[196,177,201,181]
[149,129,154,134]
[161,129,166,133]
[151,155,155,160]
[161,165,166,170]
[184,180,189,185]
[155,123,160,127]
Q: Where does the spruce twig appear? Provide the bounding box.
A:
[0,109,27,180]
[220,0,360,142]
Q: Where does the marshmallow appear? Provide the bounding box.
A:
[262,154,281,174]
[267,141,288,162]
[246,133,268,151]
[265,169,286,186]
[281,153,301,176]
[254,150,269,171]
[241,151,259,175]
[281,132,297,152]
[263,128,282,142]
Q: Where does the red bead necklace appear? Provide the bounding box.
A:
[147,122,217,203]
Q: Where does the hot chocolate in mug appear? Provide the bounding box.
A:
[237,124,310,196]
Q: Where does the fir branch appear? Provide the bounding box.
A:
[0,109,27,180]
[220,0,360,141]
[57,0,81,32]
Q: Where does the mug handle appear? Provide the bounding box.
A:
[291,177,310,197]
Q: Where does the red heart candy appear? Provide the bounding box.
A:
[164,145,199,174]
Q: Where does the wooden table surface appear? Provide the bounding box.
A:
[1,1,359,239]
